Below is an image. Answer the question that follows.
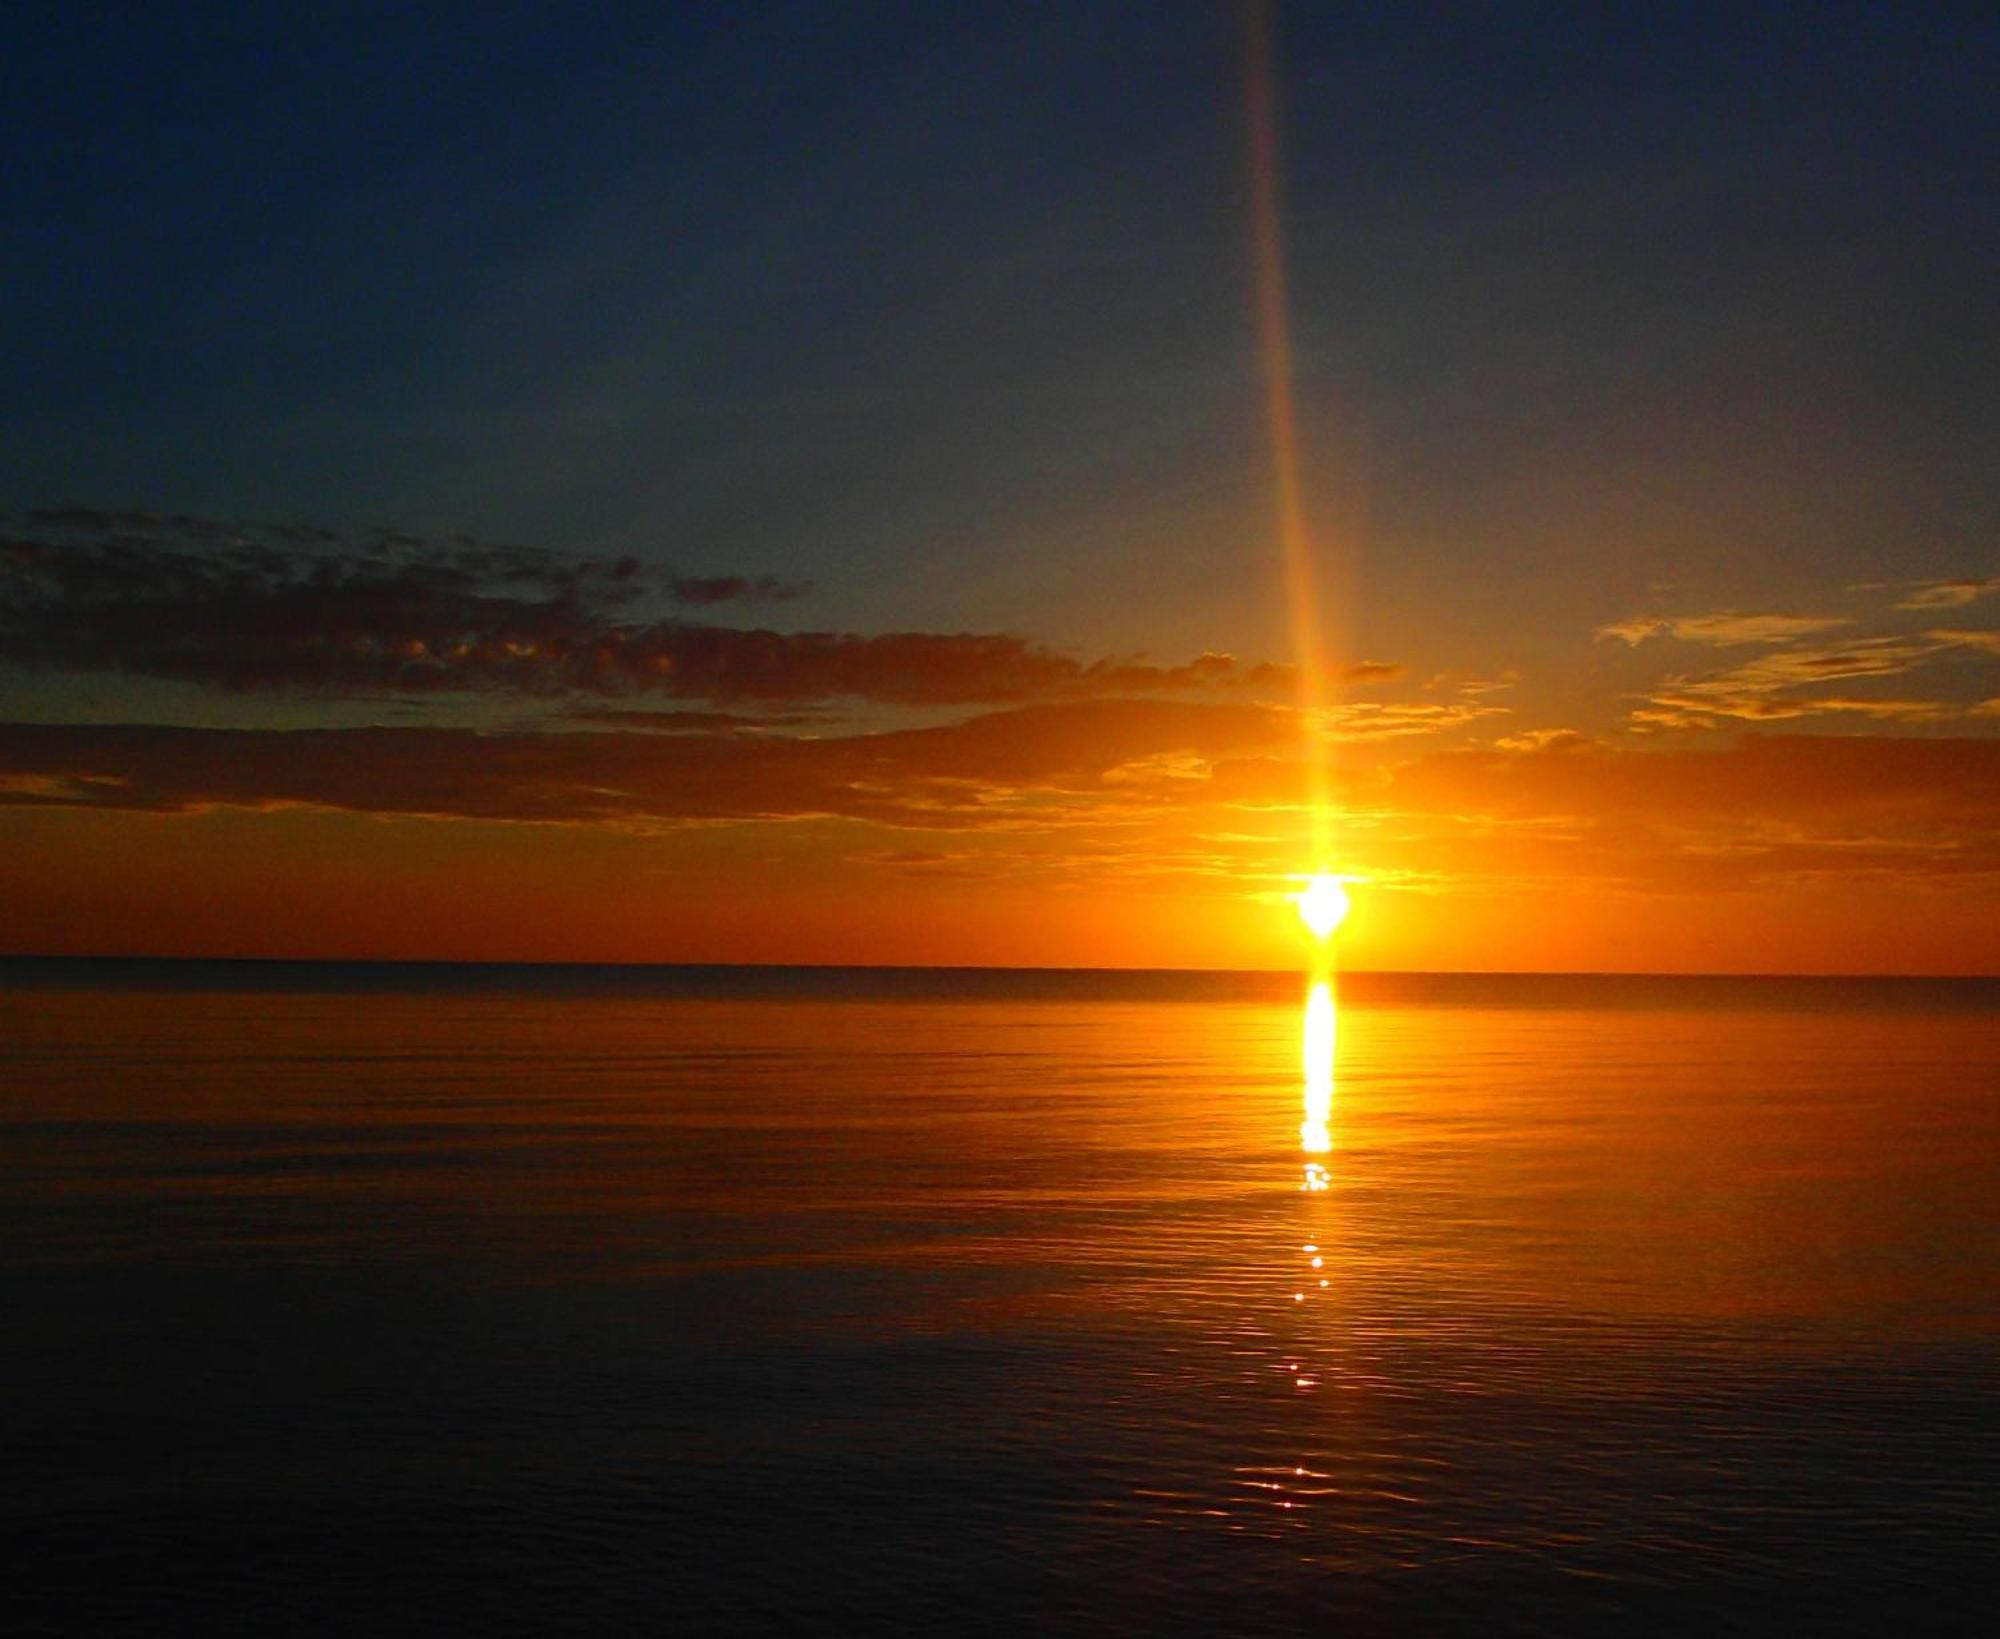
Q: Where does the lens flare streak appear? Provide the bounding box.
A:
[1245,0,1336,871]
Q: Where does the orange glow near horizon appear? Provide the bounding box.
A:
[2,770,1994,976]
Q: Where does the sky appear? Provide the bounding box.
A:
[2,1,1995,972]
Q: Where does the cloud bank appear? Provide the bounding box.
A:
[3,713,1995,902]
[0,702,1299,830]
[0,510,1356,707]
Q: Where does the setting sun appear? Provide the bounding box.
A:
[1296,875,1351,941]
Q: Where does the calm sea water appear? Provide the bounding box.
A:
[3,961,1996,1634]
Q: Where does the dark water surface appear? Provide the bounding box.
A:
[3,963,1996,1633]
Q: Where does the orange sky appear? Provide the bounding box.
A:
[2,11,1994,974]
[3,704,1995,973]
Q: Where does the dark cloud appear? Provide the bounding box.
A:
[561,707,818,733]
[4,714,1994,899]
[1232,655,1408,687]
[2,528,641,693]
[0,511,1322,707]
[0,701,1298,830]
[5,710,1993,839]
[669,575,810,605]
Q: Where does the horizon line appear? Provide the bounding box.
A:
[1,952,1994,983]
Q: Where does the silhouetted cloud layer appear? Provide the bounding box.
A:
[560,708,819,733]
[0,702,1299,829]
[0,510,1327,706]
[3,716,1995,903]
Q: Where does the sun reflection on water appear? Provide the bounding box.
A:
[1300,977,1335,1159]
[1236,876,1348,1523]
[1265,972,1340,1526]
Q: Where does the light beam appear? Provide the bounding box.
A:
[1244,0,1333,872]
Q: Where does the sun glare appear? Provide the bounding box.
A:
[1300,978,1334,1154]
[1296,874,1350,940]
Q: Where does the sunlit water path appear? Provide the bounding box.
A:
[2,966,1995,1632]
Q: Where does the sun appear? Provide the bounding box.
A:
[1295,874,1350,940]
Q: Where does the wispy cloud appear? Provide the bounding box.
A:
[1596,611,1849,647]
[1931,628,2000,657]
[1624,630,2000,730]
[1632,695,1958,729]
[1667,634,1939,693]
[1320,701,1510,741]
[1494,728,1598,753]
[1891,575,2000,611]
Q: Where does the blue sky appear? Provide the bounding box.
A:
[7,2,1989,678]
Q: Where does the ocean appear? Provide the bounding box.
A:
[3,960,1995,1633]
